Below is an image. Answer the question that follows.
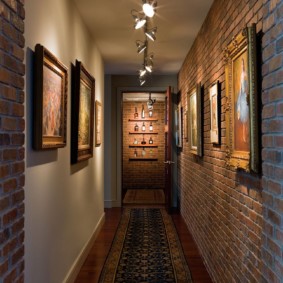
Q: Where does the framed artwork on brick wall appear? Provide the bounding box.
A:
[71,60,95,164]
[224,24,259,173]
[210,81,220,144]
[175,103,182,148]
[187,83,202,156]
[95,100,102,146]
[33,44,68,150]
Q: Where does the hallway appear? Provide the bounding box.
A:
[74,208,212,283]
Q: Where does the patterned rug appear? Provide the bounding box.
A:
[99,208,192,282]
[123,189,165,205]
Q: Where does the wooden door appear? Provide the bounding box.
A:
[164,86,174,213]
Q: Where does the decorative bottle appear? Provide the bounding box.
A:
[134,148,138,157]
[149,137,153,144]
[134,107,138,119]
[149,122,153,131]
[141,104,145,118]
[142,122,146,131]
[134,123,139,131]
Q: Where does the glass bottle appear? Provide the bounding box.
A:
[149,122,153,131]
[141,104,145,119]
[134,107,138,119]
[134,148,138,157]
[149,109,153,117]
[134,123,139,131]
[149,137,153,144]
[142,122,146,131]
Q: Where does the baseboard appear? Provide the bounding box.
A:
[62,212,105,283]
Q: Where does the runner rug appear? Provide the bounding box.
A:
[99,208,192,282]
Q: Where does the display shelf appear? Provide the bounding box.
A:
[129,132,158,135]
[129,145,158,148]
[129,158,158,161]
[129,118,158,122]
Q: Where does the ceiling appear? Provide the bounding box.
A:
[72,0,213,75]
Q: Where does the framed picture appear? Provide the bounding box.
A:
[187,83,202,156]
[210,81,220,144]
[95,100,102,146]
[183,110,188,142]
[175,104,182,148]
[33,44,68,150]
[71,60,95,164]
[224,24,259,173]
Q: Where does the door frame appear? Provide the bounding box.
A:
[116,86,171,207]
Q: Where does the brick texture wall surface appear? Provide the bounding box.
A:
[122,101,165,191]
[262,0,283,282]
[0,0,25,282]
[178,0,266,282]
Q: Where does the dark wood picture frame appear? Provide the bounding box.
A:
[187,83,202,156]
[95,100,102,146]
[224,24,259,173]
[71,60,95,164]
[33,44,68,150]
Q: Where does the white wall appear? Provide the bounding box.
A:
[25,1,105,282]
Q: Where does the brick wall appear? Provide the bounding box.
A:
[262,1,283,282]
[178,0,265,282]
[0,0,25,282]
[122,101,165,192]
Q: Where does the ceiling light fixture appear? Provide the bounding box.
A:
[145,27,157,41]
[131,1,158,85]
[142,0,157,18]
[145,53,154,73]
[131,10,146,29]
[136,40,147,54]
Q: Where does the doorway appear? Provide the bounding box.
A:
[121,92,166,206]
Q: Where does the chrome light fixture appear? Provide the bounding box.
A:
[131,10,146,29]
[142,0,157,18]
[131,1,158,85]
[136,40,147,54]
[145,54,154,73]
[145,27,157,41]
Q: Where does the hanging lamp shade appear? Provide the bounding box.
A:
[142,0,157,18]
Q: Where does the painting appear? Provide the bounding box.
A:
[71,60,95,164]
[224,24,259,173]
[33,44,68,150]
[210,81,220,144]
[188,83,202,156]
[95,100,102,146]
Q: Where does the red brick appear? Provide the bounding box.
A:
[3,208,17,226]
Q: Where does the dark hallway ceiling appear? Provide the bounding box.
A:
[72,0,213,75]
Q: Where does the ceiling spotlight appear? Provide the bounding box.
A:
[139,75,146,85]
[142,0,157,18]
[145,54,154,72]
[136,40,147,54]
[139,68,147,77]
[145,27,157,41]
[131,10,146,29]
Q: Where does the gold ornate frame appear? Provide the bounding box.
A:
[224,24,259,173]
[95,100,102,146]
[33,44,68,150]
[187,83,202,156]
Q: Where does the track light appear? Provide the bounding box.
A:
[136,40,147,54]
[142,0,157,18]
[145,27,157,41]
[131,10,146,29]
[139,68,147,77]
[145,54,154,73]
